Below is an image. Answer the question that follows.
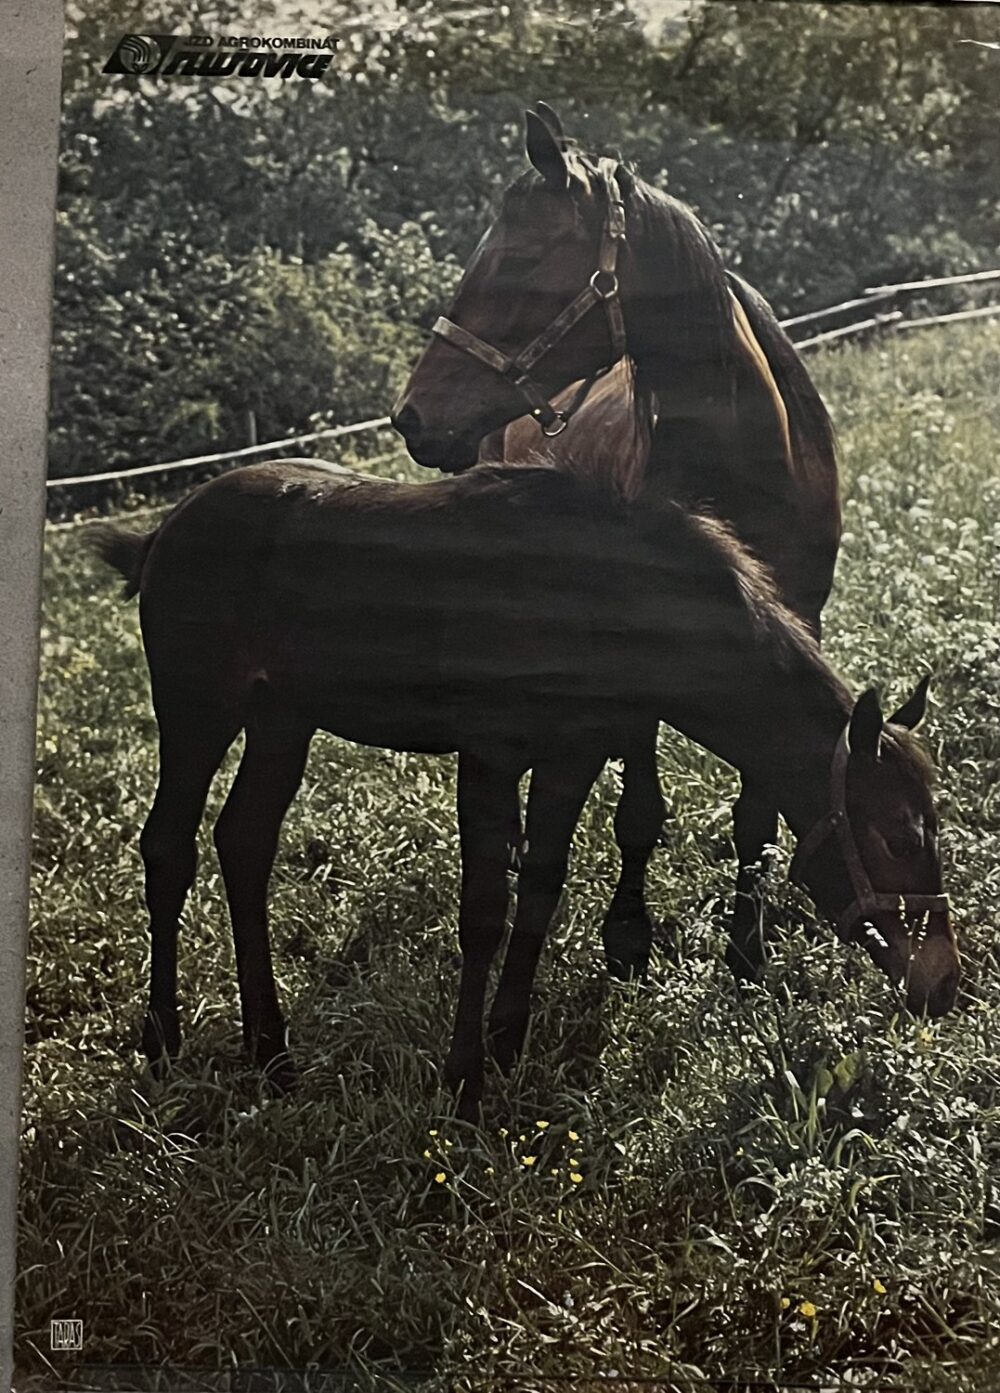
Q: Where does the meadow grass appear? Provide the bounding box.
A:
[17,322,1000,1391]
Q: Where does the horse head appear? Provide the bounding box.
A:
[393,104,636,471]
[791,677,959,1017]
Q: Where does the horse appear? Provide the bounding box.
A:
[92,456,957,1119]
[393,104,841,984]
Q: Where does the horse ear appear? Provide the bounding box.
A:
[888,674,931,730]
[534,101,565,142]
[614,162,635,202]
[848,688,884,760]
[525,109,569,189]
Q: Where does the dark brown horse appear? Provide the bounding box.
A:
[94,457,956,1118]
[394,106,841,983]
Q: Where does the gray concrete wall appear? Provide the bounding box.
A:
[0,1,65,1385]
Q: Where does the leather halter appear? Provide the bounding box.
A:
[789,726,949,945]
[431,172,628,437]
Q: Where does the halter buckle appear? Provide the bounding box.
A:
[540,411,570,437]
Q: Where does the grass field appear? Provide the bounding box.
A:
[17,322,1000,1391]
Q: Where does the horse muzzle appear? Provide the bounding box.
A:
[860,913,960,1018]
[390,405,480,472]
[901,935,961,1018]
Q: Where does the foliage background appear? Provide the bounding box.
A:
[52,0,1000,479]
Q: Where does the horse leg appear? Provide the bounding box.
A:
[213,696,313,1091]
[487,751,605,1077]
[444,752,523,1122]
[601,724,664,980]
[725,780,779,984]
[140,708,240,1074]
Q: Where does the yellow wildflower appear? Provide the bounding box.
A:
[423,1149,431,1160]
[499,1128,508,1138]
[535,1120,550,1130]
[443,1139,453,1148]
[570,1172,583,1184]
[485,1166,494,1176]
[522,1155,537,1167]
[550,1168,559,1176]
[569,1157,581,1168]
[429,1129,439,1138]
[568,1130,580,1142]
[434,1172,446,1184]
[873,1278,887,1295]
[780,1298,790,1310]
[799,1301,817,1319]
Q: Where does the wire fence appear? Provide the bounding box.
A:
[792,268,1000,351]
[46,266,1000,518]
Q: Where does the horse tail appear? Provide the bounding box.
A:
[87,523,158,599]
[725,270,837,485]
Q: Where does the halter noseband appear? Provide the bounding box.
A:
[789,726,949,945]
[431,172,628,437]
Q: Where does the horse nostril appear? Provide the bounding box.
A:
[391,403,422,440]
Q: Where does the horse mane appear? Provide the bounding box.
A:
[686,504,933,786]
[725,270,838,488]
[683,508,850,701]
[456,458,850,709]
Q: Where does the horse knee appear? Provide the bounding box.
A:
[212,801,250,875]
[518,856,569,904]
[140,822,198,913]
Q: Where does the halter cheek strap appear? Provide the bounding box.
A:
[789,727,949,944]
[431,173,628,436]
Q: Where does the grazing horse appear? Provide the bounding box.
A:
[93,458,957,1118]
[393,105,841,982]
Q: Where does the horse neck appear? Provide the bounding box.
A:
[685,668,849,836]
[650,563,851,834]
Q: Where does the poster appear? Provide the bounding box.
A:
[15,2,1000,1389]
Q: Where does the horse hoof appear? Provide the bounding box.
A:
[261,1051,298,1096]
[142,1012,180,1075]
[454,1088,482,1124]
[146,1052,175,1085]
[444,1053,484,1120]
[488,1041,519,1079]
[602,910,653,982]
[604,949,650,983]
[725,936,765,985]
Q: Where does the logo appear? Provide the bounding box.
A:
[103,34,174,76]
[50,1319,83,1351]
[115,34,162,73]
[103,33,339,80]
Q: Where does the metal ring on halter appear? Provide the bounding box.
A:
[589,268,619,301]
[540,411,570,437]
